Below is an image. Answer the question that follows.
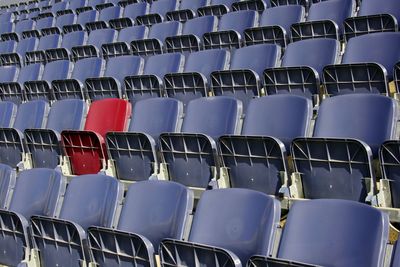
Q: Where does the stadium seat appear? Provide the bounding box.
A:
[0,163,15,209]
[0,101,16,128]
[41,13,76,35]
[232,0,269,12]
[109,2,149,30]
[265,38,339,105]
[31,174,123,267]
[0,63,42,105]
[219,95,312,195]
[391,241,400,267]
[131,20,181,56]
[23,17,55,38]
[197,0,238,17]
[323,32,400,96]
[344,0,400,41]
[159,96,242,189]
[136,0,178,26]
[0,168,65,266]
[102,25,148,58]
[63,9,98,33]
[0,39,15,55]
[248,199,388,267]
[291,94,397,202]
[106,98,183,182]
[291,0,354,42]
[0,65,18,83]
[125,52,184,103]
[38,1,69,19]
[25,33,61,64]
[167,0,208,22]
[204,10,257,49]
[63,0,87,15]
[85,5,123,31]
[244,5,305,48]
[24,59,72,102]
[24,99,87,169]
[45,30,87,62]
[85,55,143,100]
[61,98,131,175]
[0,36,38,66]
[88,180,193,266]
[160,188,281,265]
[212,44,280,109]
[164,49,229,108]
[0,22,14,38]
[1,19,34,41]
[52,57,104,102]
[71,28,117,60]
[165,15,217,54]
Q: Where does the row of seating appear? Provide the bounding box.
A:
[0,167,395,267]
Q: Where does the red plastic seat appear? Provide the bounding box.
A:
[61,98,131,175]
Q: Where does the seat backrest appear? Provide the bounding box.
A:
[41,60,72,82]
[277,199,388,267]
[391,240,400,267]
[16,37,38,55]
[0,12,13,23]
[71,57,104,82]
[15,19,34,34]
[17,63,42,84]
[51,1,68,13]
[9,168,65,219]
[46,99,87,132]
[84,98,131,137]
[0,22,13,35]
[37,34,61,50]
[77,9,98,26]
[117,25,148,42]
[184,49,229,77]
[0,40,16,54]
[123,2,149,20]
[259,5,304,34]
[69,0,86,10]
[189,188,281,264]
[118,180,193,248]
[143,53,184,78]
[181,15,217,37]
[358,0,400,22]
[148,20,181,41]
[35,17,54,30]
[59,174,122,230]
[218,10,257,33]
[307,0,353,30]
[13,100,49,132]
[282,38,340,76]
[180,0,208,10]
[182,96,242,138]
[61,31,87,51]
[129,97,183,138]
[314,94,397,155]
[243,95,312,148]
[0,101,16,128]
[149,0,178,15]
[0,163,15,209]
[104,55,143,83]
[342,32,400,79]
[99,6,123,21]
[0,65,18,83]
[87,28,118,48]
[230,44,280,76]
[55,13,76,29]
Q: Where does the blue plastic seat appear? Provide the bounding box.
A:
[88,180,193,266]
[1,19,34,41]
[0,40,15,54]
[25,33,61,64]
[38,1,69,18]
[41,13,76,35]
[23,17,55,38]
[160,188,281,265]
[0,65,18,83]
[66,0,87,13]
[64,9,98,33]
[0,101,16,128]
[166,0,208,22]
[0,21,14,37]
[86,5,123,31]
[136,0,178,26]
[248,199,388,267]
[0,163,15,209]
[212,44,280,109]
[204,10,257,49]
[131,20,181,56]
[25,99,87,168]
[102,25,148,58]
[324,32,400,96]
[52,57,104,100]
[165,15,217,54]
[291,0,353,42]
[45,30,87,62]
[219,95,312,195]
[125,52,184,103]
[109,2,149,30]
[0,168,65,266]
[197,0,238,17]
[291,94,397,202]
[160,96,242,189]
[0,12,13,23]
[0,36,38,66]
[264,38,340,104]
[31,174,123,267]
[344,0,400,41]
[71,28,117,60]
[24,59,72,102]
[165,49,229,108]
[85,55,143,100]
[106,98,183,181]
[391,240,400,267]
